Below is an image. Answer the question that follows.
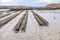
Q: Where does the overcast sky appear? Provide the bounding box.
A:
[0,0,60,7]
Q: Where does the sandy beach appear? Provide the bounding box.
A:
[0,10,60,40]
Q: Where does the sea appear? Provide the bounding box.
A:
[0,9,10,11]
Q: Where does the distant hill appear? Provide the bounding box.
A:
[40,3,60,10]
[0,6,36,10]
[0,6,32,9]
